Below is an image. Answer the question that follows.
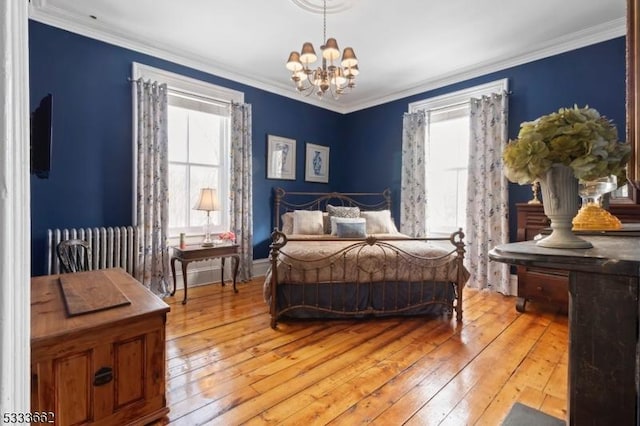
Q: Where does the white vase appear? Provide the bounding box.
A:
[537,164,592,249]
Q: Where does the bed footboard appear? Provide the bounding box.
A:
[266,229,468,329]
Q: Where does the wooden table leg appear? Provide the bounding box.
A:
[232,254,239,293]
[221,257,226,287]
[170,257,178,296]
[515,296,527,312]
[181,260,189,305]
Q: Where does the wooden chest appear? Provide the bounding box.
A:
[30,268,170,425]
[515,202,640,312]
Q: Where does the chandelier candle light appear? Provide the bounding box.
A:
[286,0,359,99]
[193,188,220,247]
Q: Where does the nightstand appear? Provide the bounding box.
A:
[170,243,240,304]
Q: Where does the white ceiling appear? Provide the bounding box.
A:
[28,0,626,114]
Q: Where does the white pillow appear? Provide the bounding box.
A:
[330,217,366,236]
[293,210,325,235]
[360,210,392,234]
[282,211,329,234]
[281,212,294,234]
[388,218,400,234]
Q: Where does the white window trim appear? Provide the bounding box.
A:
[1,0,31,413]
[131,62,243,236]
[131,63,244,104]
[408,78,509,113]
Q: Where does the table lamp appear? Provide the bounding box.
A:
[193,188,220,247]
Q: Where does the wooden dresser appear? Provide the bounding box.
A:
[515,202,640,312]
[31,268,170,426]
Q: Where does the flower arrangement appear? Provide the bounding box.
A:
[502,105,630,185]
[219,231,236,242]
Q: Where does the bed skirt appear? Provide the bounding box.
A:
[269,279,457,320]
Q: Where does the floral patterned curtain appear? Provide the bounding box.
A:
[466,93,511,294]
[134,80,170,296]
[400,110,427,237]
[230,102,253,281]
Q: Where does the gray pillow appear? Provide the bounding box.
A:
[330,217,365,236]
[336,221,367,238]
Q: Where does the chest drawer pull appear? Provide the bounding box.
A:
[94,367,113,386]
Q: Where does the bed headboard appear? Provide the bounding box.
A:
[272,187,391,230]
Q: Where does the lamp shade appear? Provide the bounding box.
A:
[193,188,220,212]
[322,38,340,61]
[341,47,358,67]
[286,51,303,72]
[300,42,317,65]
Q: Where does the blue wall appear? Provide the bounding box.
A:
[29,19,626,276]
[29,21,343,275]
[341,37,626,241]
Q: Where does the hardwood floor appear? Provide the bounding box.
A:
[160,278,567,425]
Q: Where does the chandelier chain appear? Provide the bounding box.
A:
[323,0,327,44]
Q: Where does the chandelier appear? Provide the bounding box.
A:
[285,0,359,99]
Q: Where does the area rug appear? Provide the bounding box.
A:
[501,402,565,426]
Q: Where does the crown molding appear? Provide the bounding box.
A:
[338,17,626,113]
[28,0,348,113]
[28,0,624,115]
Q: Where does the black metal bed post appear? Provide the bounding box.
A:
[269,228,287,328]
[273,188,285,231]
[451,228,466,321]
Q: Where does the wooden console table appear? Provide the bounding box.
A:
[171,243,240,304]
[489,237,640,425]
[31,268,170,425]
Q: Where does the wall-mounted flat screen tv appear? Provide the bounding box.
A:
[30,93,52,179]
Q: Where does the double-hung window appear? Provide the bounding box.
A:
[409,79,509,236]
[167,93,229,236]
[425,105,470,234]
[132,63,244,238]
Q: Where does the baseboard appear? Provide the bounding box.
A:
[252,258,271,277]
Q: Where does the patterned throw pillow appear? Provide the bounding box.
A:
[326,204,361,234]
[335,220,367,238]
